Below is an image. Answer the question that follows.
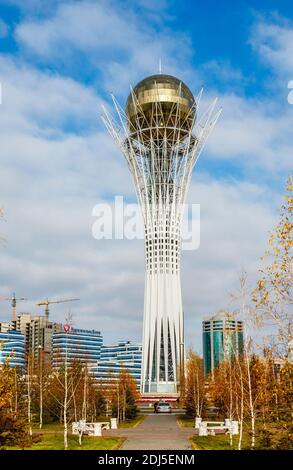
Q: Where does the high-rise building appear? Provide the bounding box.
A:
[14,313,62,365]
[51,327,103,367]
[103,74,220,396]
[202,311,244,375]
[91,341,142,388]
[0,330,26,368]
[0,321,13,332]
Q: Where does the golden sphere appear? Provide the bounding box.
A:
[125,74,195,142]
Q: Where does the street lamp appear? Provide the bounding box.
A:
[38,344,43,429]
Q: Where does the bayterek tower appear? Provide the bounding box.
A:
[103,73,220,398]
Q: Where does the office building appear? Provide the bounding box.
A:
[0,330,26,368]
[0,321,13,332]
[1,313,63,365]
[91,341,142,388]
[203,310,244,375]
[15,313,63,365]
[52,327,103,367]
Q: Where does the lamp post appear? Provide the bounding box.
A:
[38,344,43,429]
[63,323,70,450]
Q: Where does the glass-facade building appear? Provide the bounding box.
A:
[52,328,103,367]
[91,341,142,388]
[0,330,26,369]
[203,311,244,375]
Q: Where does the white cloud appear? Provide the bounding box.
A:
[14,0,193,94]
[0,56,103,132]
[0,56,279,349]
[200,60,245,85]
[182,175,278,351]
[0,55,144,343]
[250,16,293,75]
[0,5,290,352]
[205,92,293,172]
[199,15,293,175]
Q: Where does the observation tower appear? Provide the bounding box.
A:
[103,73,220,398]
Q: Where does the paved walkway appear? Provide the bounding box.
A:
[104,414,193,450]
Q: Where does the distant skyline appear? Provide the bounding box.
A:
[0,0,292,352]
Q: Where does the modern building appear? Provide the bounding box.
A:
[0,321,13,332]
[0,330,26,368]
[1,313,63,366]
[103,74,220,397]
[90,341,142,388]
[51,327,103,367]
[202,310,244,376]
[15,313,63,365]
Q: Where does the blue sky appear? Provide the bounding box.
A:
[0,0,292,351]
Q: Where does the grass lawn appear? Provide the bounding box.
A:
[7,415,143,450]
[177,414,195,428]
[7,415,145,450]
[7,433,124,450]
[31,415,144,433]
[32,423,65,433]
[191,431,260,450]
[190,420,291,450]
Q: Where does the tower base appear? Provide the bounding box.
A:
[142,381,178,394]
[137,393,179,405]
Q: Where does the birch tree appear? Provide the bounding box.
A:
[253,175,293,355]
[26,353,33,438]
[184,350,205,419]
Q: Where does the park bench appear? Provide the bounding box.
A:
[72,418,117,437]
[197,419,239,436]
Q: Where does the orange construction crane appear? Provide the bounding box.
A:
[36,298,79,319]
[0,292,27,322]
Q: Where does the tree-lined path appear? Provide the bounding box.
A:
[104,414,192,450]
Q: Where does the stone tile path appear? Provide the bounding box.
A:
[104,414,193,450]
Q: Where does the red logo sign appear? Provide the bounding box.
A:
[63,324,70,333]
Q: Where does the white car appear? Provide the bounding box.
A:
[155,402,172,413]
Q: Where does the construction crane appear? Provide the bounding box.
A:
[0,292,27,322]
[36,298,79,319]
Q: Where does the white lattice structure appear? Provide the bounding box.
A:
[102,74,220,395]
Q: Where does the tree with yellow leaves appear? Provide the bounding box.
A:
[253,175,293,356]
[0,358,14,410]
[184,350,205,419]
[111,368,139,422]
[0,359,26,448]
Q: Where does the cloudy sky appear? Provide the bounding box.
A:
[0,0,292,352]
